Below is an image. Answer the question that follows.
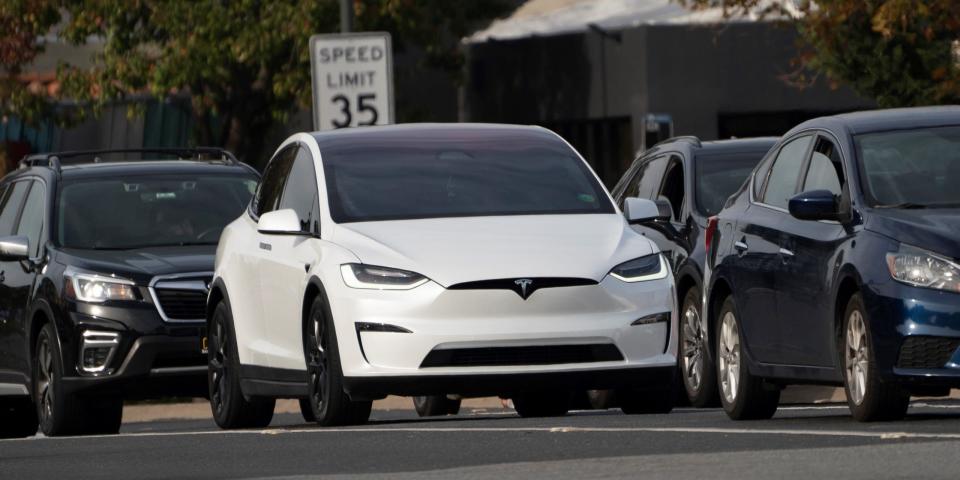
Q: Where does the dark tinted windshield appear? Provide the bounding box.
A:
[322,138,613,223]
[856,126,960,207]
[695,151,766,216]
[57,174,258,249]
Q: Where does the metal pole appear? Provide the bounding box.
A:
[339,0,354,33]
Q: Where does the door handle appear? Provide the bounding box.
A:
[778,247,795,258]
[259,242,272,252]
[734,240,749,254]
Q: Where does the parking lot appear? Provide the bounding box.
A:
[4,400,960,479]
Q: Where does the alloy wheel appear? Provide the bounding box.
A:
[845,310,868,405]
[307,310,328,413]
[209,316,229,415]
[36,336,54,428]
[718,312,740,404]
[682,304,705,393]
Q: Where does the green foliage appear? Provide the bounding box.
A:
[0,0,513,160]
[677,0,960,107]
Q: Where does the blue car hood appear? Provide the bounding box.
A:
[865,208,960,258]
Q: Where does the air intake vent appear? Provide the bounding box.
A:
[897,336,960,369]
[420,344,623,368]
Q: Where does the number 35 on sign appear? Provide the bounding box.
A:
[309,32,395,131]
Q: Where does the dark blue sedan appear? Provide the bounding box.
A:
[705,106,960,422]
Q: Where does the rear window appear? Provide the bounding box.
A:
[695,151,767,216]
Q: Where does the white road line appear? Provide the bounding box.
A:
[6,424,960,443]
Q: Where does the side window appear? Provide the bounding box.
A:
[252,146,296,217]
[16,182,45,258]
[0,181,29,236]
[761,135,814,209]
[753,153,775,199]
[278,147,321,233]
[657,155,685,222]
[620,156,669,208]
[802,137,845,196]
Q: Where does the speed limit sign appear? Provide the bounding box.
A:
[309,32,394,131]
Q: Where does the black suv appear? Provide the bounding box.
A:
[0,148,258,437]
[610,136,776,407]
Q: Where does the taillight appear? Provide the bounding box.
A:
[705,216,719,254]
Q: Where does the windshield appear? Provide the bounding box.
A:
[323,142,614,223]
[57,174,258,249]
[695,151,766,216]
[856,126,960,208]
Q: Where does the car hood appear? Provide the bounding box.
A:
[330,214,658,287]
[865,209,960,258]
[56,245,216,285]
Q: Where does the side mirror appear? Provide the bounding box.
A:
[0,235,29,261]
[624,197,670,224]
[789,190,843,221]
[257,209,304,235]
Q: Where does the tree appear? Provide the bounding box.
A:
[677,0,960,107]
[1,0,514,162]
[0,0,63,125]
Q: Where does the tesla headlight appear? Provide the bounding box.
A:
[609,254,668,282]
[65,269,139,303]
[340,264,428,290]
[886,245,960,293]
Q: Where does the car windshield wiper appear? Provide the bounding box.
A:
[874,202,929,209]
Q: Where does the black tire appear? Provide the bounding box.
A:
[0,396,38,438]
[299,397,317,423]
[303,295,372,426]
[413,395,462,417]
[208,302,275,429]
[34,323,87,436]
[679,286,720,408]
[586,390,618,410]
[842,293,910,422]
[512,391,571,417]
[716,296,779,420]
[619,371,676,415]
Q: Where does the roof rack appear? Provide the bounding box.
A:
[651,136,702,149]
[18,147,241,173]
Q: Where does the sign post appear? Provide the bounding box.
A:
[309,32,394,131]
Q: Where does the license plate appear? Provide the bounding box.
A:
[201,336,208,355]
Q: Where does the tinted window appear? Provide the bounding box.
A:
[252,147,296,217]
[658,156,684,221]
[620,156,668,208]
[0,181,29,236]
[762,135,813,209]
[803,137,844,196]
[279,147,320,233]
[16,182,45,257]
[58,174,258,249]
[323,141,613,223]
[855,126,960,207]
[696,151,767,216]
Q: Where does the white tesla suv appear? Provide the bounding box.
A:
[207,124,677,428]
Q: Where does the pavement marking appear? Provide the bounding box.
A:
[6,423,960,443]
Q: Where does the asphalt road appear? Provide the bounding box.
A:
[4,401,960,479]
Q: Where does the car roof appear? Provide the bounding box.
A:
[698,137,779,154]
[791,106,960,136]
[2,159,258,184]
[310,123,561,151]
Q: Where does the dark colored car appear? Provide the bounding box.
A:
[0,149,258,437]
[706,106,960,422]
[610,136,776,407]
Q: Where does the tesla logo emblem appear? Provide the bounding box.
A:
[514,279,534,299]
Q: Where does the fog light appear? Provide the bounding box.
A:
[79,330,119,375]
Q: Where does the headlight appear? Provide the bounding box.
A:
[65,269,139,303]
[609,254,668,282]
[886,245,960,293]
[340,264,428,290]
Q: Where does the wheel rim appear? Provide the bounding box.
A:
[682,303,704,393]
[36,336,54,427]
[209,315,229,415]
[307,309,328,413]
[718,312,740,404]
[845,310,868,406]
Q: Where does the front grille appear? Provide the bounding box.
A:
[897,336,960,369]
[420,344,624,368]
[155,288,207,321]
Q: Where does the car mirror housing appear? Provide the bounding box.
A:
[789,189,843,222]
[0,235,29,261]
[624,197,669,224]
[257,209,305,235]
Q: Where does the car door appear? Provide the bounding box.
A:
[0,181,31,381]
[733,135,814,364]
[775,134,849,367]
[257,145,322,371]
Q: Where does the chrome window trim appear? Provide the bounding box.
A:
[149,271,214,323]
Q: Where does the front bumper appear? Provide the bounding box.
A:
[865,281,960,388]
[328,275,677,396]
